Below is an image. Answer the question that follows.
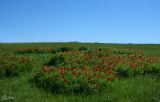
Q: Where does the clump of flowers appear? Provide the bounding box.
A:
[33,48,160,94]
[33,65,114,94]
[0,54,35,78]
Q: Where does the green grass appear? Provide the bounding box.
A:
[0,73,159,102]
[0,43,160,102]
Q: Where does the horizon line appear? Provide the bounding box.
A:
[0,41,160,44]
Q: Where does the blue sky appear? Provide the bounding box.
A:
[0,0,160,43]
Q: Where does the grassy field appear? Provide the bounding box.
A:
[0,43,160,102]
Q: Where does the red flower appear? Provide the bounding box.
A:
[133,55,137,60]
[97,75,101,79]
[64,79,68,84]
[87,77,91,81]
[41,65,47,72]
[130,62,135,68]
[59,68,64,75]
[106,67,111,70]
[107,77,112,81]
[107,71,112,76]
[87,77,92,83]
[67,68,72,71]
[93,69,96,76]
[82,67,86,71]
[51,78,56,81]
[57,75,61,78]
[85,71,89,77]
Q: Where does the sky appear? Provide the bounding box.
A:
[0,0,160,43]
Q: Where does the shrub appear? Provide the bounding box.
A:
[48,55,65,66]
[0,54,35,78]
[33,66,113,94]
[33,48,160,94]
[16,48,55,54]
[57,47,73,52]
[79,47,88,51]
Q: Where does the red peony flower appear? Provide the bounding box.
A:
[67,68,72,71]
[59,68,64,75]
[130,62,136,68]
[107,77,112,81]
[41,65,47,72]
[57,75,61,78]
[64,79,68,84]
[107,71,112,76]
[82,67,86,71]
[106,67,111,70]
[93,69,97,76]
[85,71,89,77]
[87,77,91,81]
[133,55,137,60]
[97,75,101,79]
[87,77,92,83]
[51,78,56,81]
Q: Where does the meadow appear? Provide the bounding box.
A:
[0,43,160,102]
